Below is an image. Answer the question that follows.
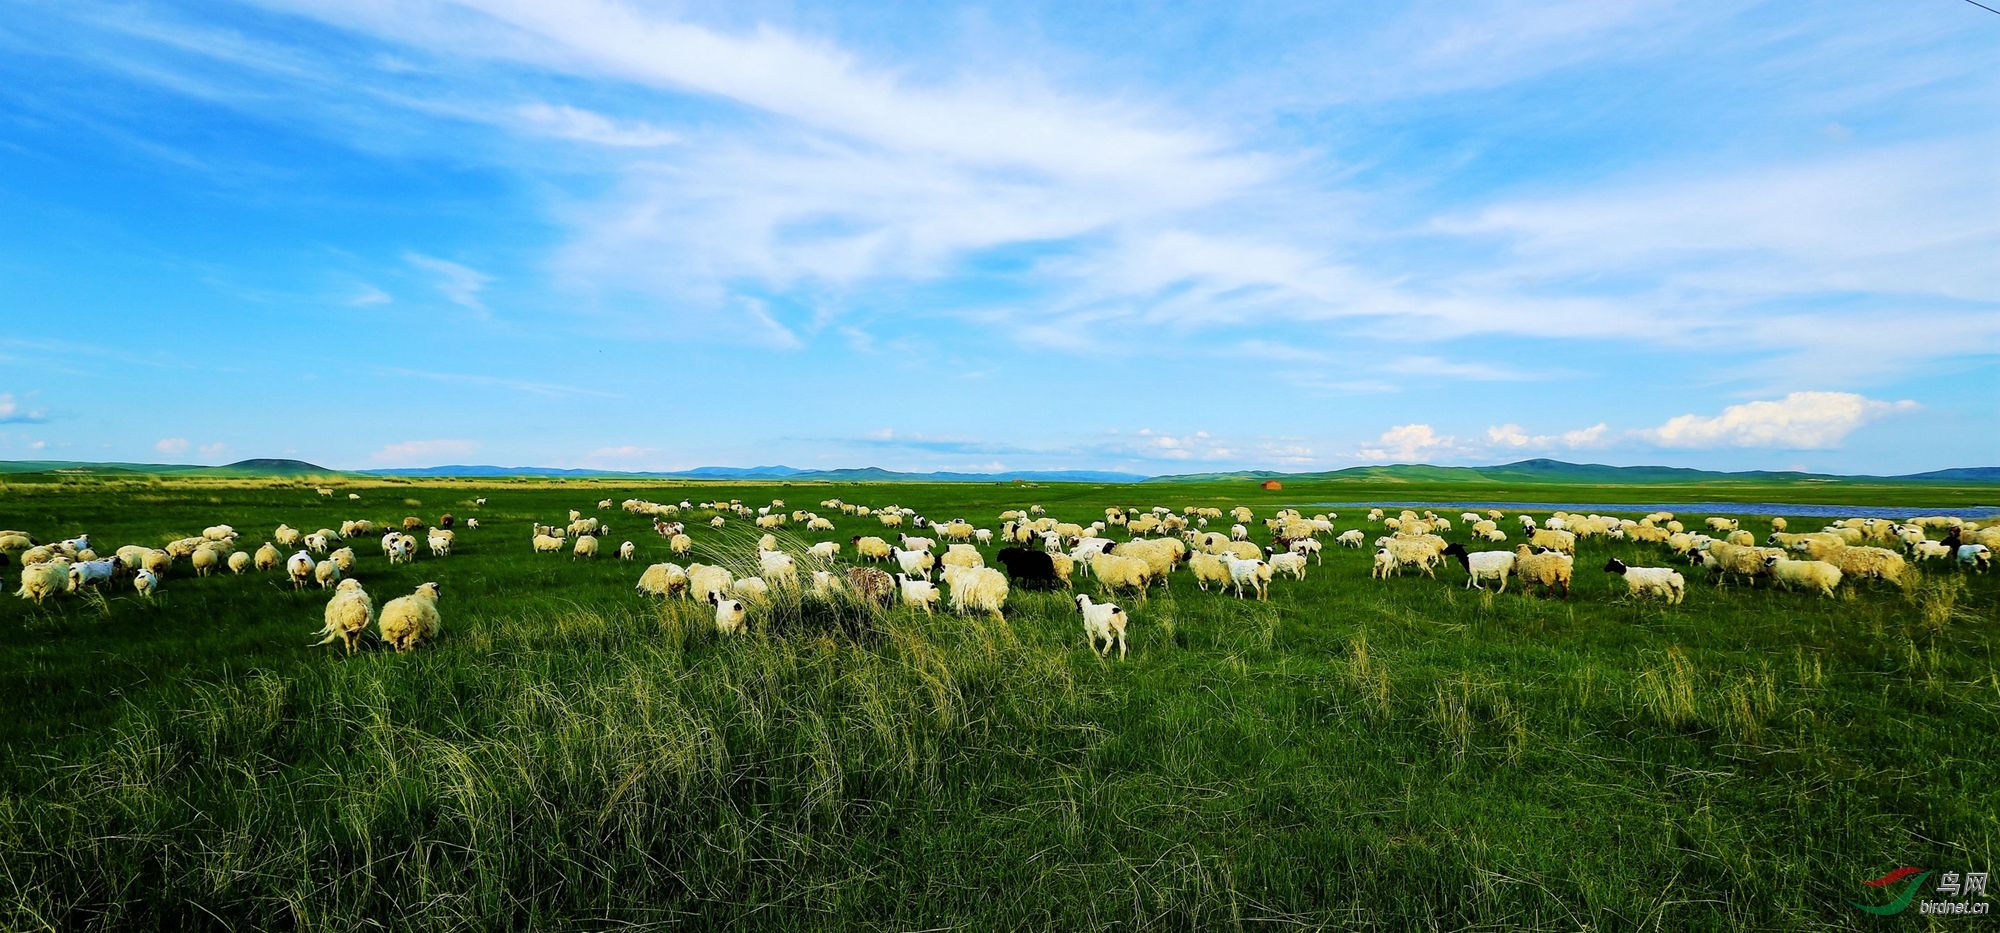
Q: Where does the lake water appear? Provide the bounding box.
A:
[1305,501,2000,520]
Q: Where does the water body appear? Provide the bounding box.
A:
[1306,501,2000,520]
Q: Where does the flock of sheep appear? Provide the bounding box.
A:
[6,490,1995,660]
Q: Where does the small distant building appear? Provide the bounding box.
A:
[1260,479,1283,490]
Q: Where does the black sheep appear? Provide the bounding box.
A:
[996,546,1062,591]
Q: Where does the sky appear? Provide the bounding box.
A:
[1,0,1995,476]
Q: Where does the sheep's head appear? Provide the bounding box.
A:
[1603,558,1627,574]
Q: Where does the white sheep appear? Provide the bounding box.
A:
[1336,529,1365,549]
[1956,544,1991,572]
[572,535,599,560]
[388,536,416,565]
[1186,551,1230,591]
[686,563,735,601]
[807,541,840,561]
[427,530,454,557]
[379,582,441,652]
[941,565,1009,621]
[1221,554,1272,600]
[757,549,799,587]
[732,576,770,601]
[1763,556,1842,598]
[286,551,316,589]
[1441,543,1513,592]
[636,562,689,598]
[227,550,252,574]
[894,573,940,615]
[16,562,67,605]
[1289,537,1323,565]
[314,556,342,589]
[1602,558,1685,604]
[315,578,374,654]
[133,568,161,599]
[1265,549,1308,582]
[709,591,747,634]
[618,540,636,560]
[891,546,934,581]
[1074,594,1128,659]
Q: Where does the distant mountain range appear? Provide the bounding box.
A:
[3,457,1996,485]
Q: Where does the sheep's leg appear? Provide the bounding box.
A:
[1117,632,1127,660]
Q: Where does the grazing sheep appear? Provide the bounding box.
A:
[1824,545,1906,587]
[275,524,302,548]
[891,546,934,581]
[851,535,893,562]
[315,579,374,654]
[941,565,1010,621]
[1528,528,1577,555]
[465,518,479,530]
[1089,553,1156,603]
[1375,536,1444,578]
[314,556,342,589]
[191,546,223,577]
[1602,558,1685,604]
[1289,537,1323,565]
[348,493,360,500]
[427,530,455,557]
[668,533,693,558]
[732,576,770,602]
[572,535,599,560]
[304,533,331,555]
[807,541,840,561]
[1220,554,1272,600]
[1701,542,1769,588]
[686,563,735,601]
[1075,594,1129,659]
[617,540,636,561]
[1441,543,1513,593]
[286,551,316,589]
[1958,544,1992,572]
[1112,538,1184,584]
[141,548,172,576]
[894,573,940,615]
[845,567,895,608]
[1187,551,1230,591]
[757,549,799,588]
[133,568,161,599]
[379,582,441,652]
[16,562,67,605]
[226,550,251,574]
[1513,546,1573,598]
[387,536,416,565]
[707,591,748,634]
[1265,549,1308,581]
[709,516,727,529]
[636,562,689,598]
[1336,529,1366,549]
[940,543,984,570]
[1763,556,1842,597]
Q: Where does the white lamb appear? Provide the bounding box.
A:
[617,540,636,560]
[572,535,599,560]
[894,573,940,615]
[1074,594,1129,659]
[133,568,161,599]
[757,549,799,588]
[941,565,1009,621]
[1441,543,1513,593]
[807,541,840,561]
[1265,549,1308,582]
[1602,558,1685,604]
[314,556,342,589]
[1336,529,1365,549]
[1958,544,1992,572]
[891,546,934,581]
[1220,554,1272,600]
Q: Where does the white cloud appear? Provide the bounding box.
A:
[1637,392,1918,449]
[154,437,190,454]
[516,102,678,147]
[348,283,391,306]
[1357,423,1463,462]
[0,392,49,424]
[404,252,491,312]
[1486,421,1610,450]
[371,439,479,465]
[198,442,230,458]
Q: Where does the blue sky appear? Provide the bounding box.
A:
[1,0,1995,476]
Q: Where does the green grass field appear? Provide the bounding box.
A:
[2,474,1996,931]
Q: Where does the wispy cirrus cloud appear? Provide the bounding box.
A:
[0,393,49,425]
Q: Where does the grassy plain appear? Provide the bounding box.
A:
[1,473,1996,930]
